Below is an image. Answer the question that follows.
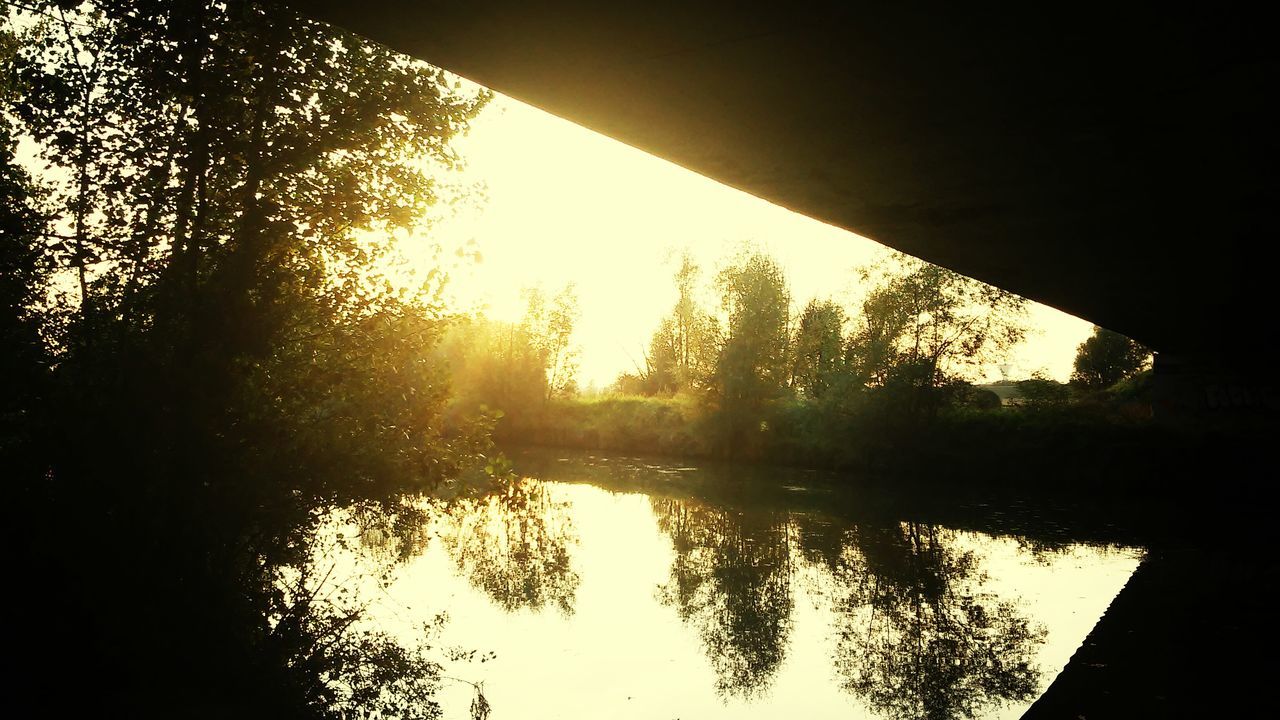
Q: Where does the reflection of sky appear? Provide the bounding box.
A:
[331,481,1140,720]
[408,93,1096,388]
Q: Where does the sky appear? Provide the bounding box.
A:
[10,47,1092,390]
[407,93,1095,389]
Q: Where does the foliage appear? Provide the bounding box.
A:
[440,314,550,419]
[957,385,1003,411]
[849,258,1028,389]
[1016,374,1072,408]
[519,284,581,400]
[638,251,721,395]
[438,283,582,428]
[710,251,792,453]
[503,393,707,456]
[0,25,51,455]
[1108,368,1153,402]
[1071,326,1151,389]
[6,1,491,715]
[791,298,846,399]
[567,246,1077,461]
[715,252,792,394]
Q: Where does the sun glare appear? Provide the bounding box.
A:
[405,94,1094,389]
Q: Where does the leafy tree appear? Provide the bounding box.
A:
[645,310,721,392]
[1071,326,1151,390]
[791,299,846,398]
[610,370,651,395]
[1016,373,1072,408]
[0,25,51,455]
[849,258,1029,390]
[8,1,491,715]
[520,284,581,400]
[958,385,1003,411]
[711,251,791,453]
[439,284,580,434]
[439,314,549,419]
[15,0,491,481]
[644,316,684,393]
[640,252,721,395]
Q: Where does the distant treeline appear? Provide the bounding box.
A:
[442,250,1156,471]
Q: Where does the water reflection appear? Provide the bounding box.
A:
[822,522,1044,719]
[351,499,434,564]
[652,497,794,697]
[321,450,1142,719]
[440,477,581,615]
[649,492,1045,717]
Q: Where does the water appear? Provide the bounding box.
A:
[310,449,1142,719]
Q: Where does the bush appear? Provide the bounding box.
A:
[1015,377,1071,408]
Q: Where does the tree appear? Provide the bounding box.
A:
[439,314,548,419]
[849,258,1029,389]
[640,252,721,395]
[439,284,580,429]
[520,284,581,400]
[791,299,846,398]
[1071,326,1151,390]
[711,251,791,453]
[15,0,491,486]
[9,2,492,715]
[0,26,51,453]
[645,308,721,394]
[1016,373,1072,408]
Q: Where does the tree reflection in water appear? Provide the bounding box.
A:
[441,478,581,615]
[650,493,1044,718]
[347,467,1050,719]
[817,521,1044,720]
[351,499,435,565]
[651,497,794,697]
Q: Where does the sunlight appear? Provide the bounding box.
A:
[408,94,1094,388]
[5,5,1256,718]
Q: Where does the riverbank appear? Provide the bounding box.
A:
[493,394,1272,530]
[494,393,1169,465]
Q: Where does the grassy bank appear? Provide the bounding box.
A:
[486,391,1269,505]
[494,394,713,457]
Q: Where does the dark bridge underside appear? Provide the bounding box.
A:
[300,2,1275,361]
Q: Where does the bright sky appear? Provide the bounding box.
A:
[412,94,1094,389]
[8,8,1093,390]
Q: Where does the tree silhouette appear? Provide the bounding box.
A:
[8,2,491,715]
[711,251,792,455]
[1071,326,1151,390]
[792,299,848,399]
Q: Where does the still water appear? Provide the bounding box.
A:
[311,449,1142,719]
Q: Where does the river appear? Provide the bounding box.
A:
[305,448,1142,719]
